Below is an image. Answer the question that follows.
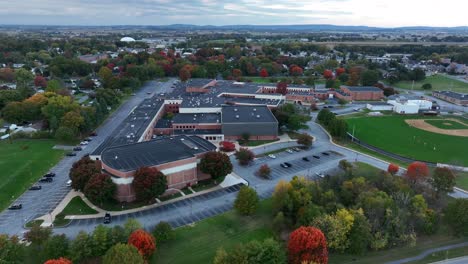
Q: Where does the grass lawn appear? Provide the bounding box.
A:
[0,139,64,211]
[425,119,468,130]
[54,196,98,227]
[345,115,468,166]
[455,171,468,190]
[393,74,468,93]
[243,76,274,83]
[341,141,409,168]
[151,200,275,264]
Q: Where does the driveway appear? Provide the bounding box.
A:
[0,79,176,236]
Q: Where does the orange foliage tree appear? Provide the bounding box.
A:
[336,67,346,76]
[405,162,430,184]
[387,163,399,175]
[44,258,72,264]
[288,226,328,264]
[323,70,334,79]
[128,229,157,259]
[259,68,269,78]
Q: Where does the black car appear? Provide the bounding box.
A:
[66,152,77,157]
[39,177,53,183]
[103,213,112,224]
[302,157,310,162]
[328,105,334,108]
[29,185,42,190]
[8,204,22,210]
[322,152,330,156]
[313,155,321,159]
[284,162,292,167]
[44,172,55,178]
[73,146,83,151]
[84,138,92,142]
[280,163,289,168]
[89,132,98,137]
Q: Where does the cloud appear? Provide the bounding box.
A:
[0,0,466,27]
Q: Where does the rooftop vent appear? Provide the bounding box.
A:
[114,156,118,160]
[131,125,135,128]
[256,115,260,118]
[235,115,239,119]
[253,108,257,111]
[234,108,238,112]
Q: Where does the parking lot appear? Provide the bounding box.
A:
[64,183,244,230]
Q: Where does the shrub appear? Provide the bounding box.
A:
[152,221,175,243]
[234,186,259,216]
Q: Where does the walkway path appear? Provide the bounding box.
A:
[385,242,468,264]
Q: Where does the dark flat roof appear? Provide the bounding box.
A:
[172,113,221,124]
[101,135,216,172]
[221,105,277,123]
[434,91,468,100]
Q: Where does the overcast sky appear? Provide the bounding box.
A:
[0,0,466,27]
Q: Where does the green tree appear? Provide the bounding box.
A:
[2,102,25,123]
[312,208,355,252]
[25,224,52,246]
[347,209,372,255]
[55,126,76,142]
[361,70,380,86]
[430,167,456,197]
[70,231,93,263]
[83,174,116,206]
[152,221,175,243]
[297,133,313,148]
[41,234,69,262]
[15,68,34,98]
[200,151,233,179]
[421,83,432,90]
[234,186,259,215]
[0,234,25,263]
[102,243,145,264]
[98,67,113,87]
[46,79,62,93]
[91,225,110,257]
[124,219,143,238]
[234,148,255,166]
[213,238,286,264]
[444,199,468,236]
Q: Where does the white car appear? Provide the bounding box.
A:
[268,154,277,159]
[286,149,293,154]
[66,180,72,187]
[80,141,89,145]
[315,172,325,178]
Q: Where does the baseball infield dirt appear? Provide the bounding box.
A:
[405,119,468,137]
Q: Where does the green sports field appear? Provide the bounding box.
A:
[345,115,468,166]
[0,140,64,210]
[393,74,468,93]
[424,119,468,130]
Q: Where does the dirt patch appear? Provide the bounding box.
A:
[405,119,468,137]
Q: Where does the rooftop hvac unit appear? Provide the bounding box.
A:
[256,115,260,118]
[131,125,135,128]
[235,115,239,119]
[234,108,238,112]
[253,108,257,111]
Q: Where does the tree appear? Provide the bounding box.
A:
[103,243,145,264]
[152,221,175,243]
[234,148,255,166]
[361,70,380,86]
[98,66,113,87]
[124,219,143,238]
[444,199,468,236]
[41,234,69,262]
[431,167,456,197]
[84,173,116,205]
[15,68,34,98]
[288,226,328,264]
[259,68,269,78]
[91,224,110,257]
[219,141,236,152]
[34,75,47,88]
[387,164,399,175]
[2,101,25,123]
[199,151,233,180]
[422,83,432,90]
[213,238,286,264]
[0,234,26,263]
[336,67,346,76]
[70,231,93,263]
[179,68,191,82]
[411,68,426,81]
[133,167,168,202]
[25,224,52,246]
[312,209,354,252]
[44,258,72,264]
[257,164,271,179]
[46,79,61,93]
[69,156,100,191]
[276,81,288,95]
[405,162,430,185]
[323,69,334,79]
[128,229,156,259]
[290,65,304,77]
[297,133,313,148]
[234,186,259,215]
[347,209,372,255]
[232,68,242,78]
[61,110,84,133]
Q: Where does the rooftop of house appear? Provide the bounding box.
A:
[221,105,277,124]
[101,135,216,172]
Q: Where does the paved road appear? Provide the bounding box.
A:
[430,256,468,264]
[385,241,468,264]
[0,79,176,236]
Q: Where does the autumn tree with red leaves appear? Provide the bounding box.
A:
[257,164,271,179]
[232,68,242,78]
[336,68,346,76]
[179,67,191,82]
[44,258,72,264]
[387,163,399,175]
[405,162,430,185]
[84,173,116,205]
[259,68,269,78]
[128,229,156,260]
[133,167,168,202]
[323,70,334,80]
[34,75,47,88]
[276,81,288,95]
[289,65,304,77]
[69,156,100,191]
[288,226,328,264]
[200,151,233,180]
[219,141,236,152]
[234,148,255,166]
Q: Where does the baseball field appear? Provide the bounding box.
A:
[345,115,468,166]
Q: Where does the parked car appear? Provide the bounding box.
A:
[103,213,112,224]
[302,157,310,162]
[73,146,83,151]
[313,155,320,159]
[89,132,98,137]
[284,162,292,167]
[80,141,88,146]
[280,163,289,168]
[328,105,334,108]
[8,204,22,210]
[84,137,92,142]
[66,152,77,157]
[39,177,53,183]
[44,172,55,178]
[286,149,293,154]
[268,154,277,159]
[322,152,330,156]
[29,185,42,190]
[66,180,72,187]
[293,147,301,152]
[315,172,325,178]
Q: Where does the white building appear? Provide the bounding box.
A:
[387,95,433,114]
[366,102,394,111]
